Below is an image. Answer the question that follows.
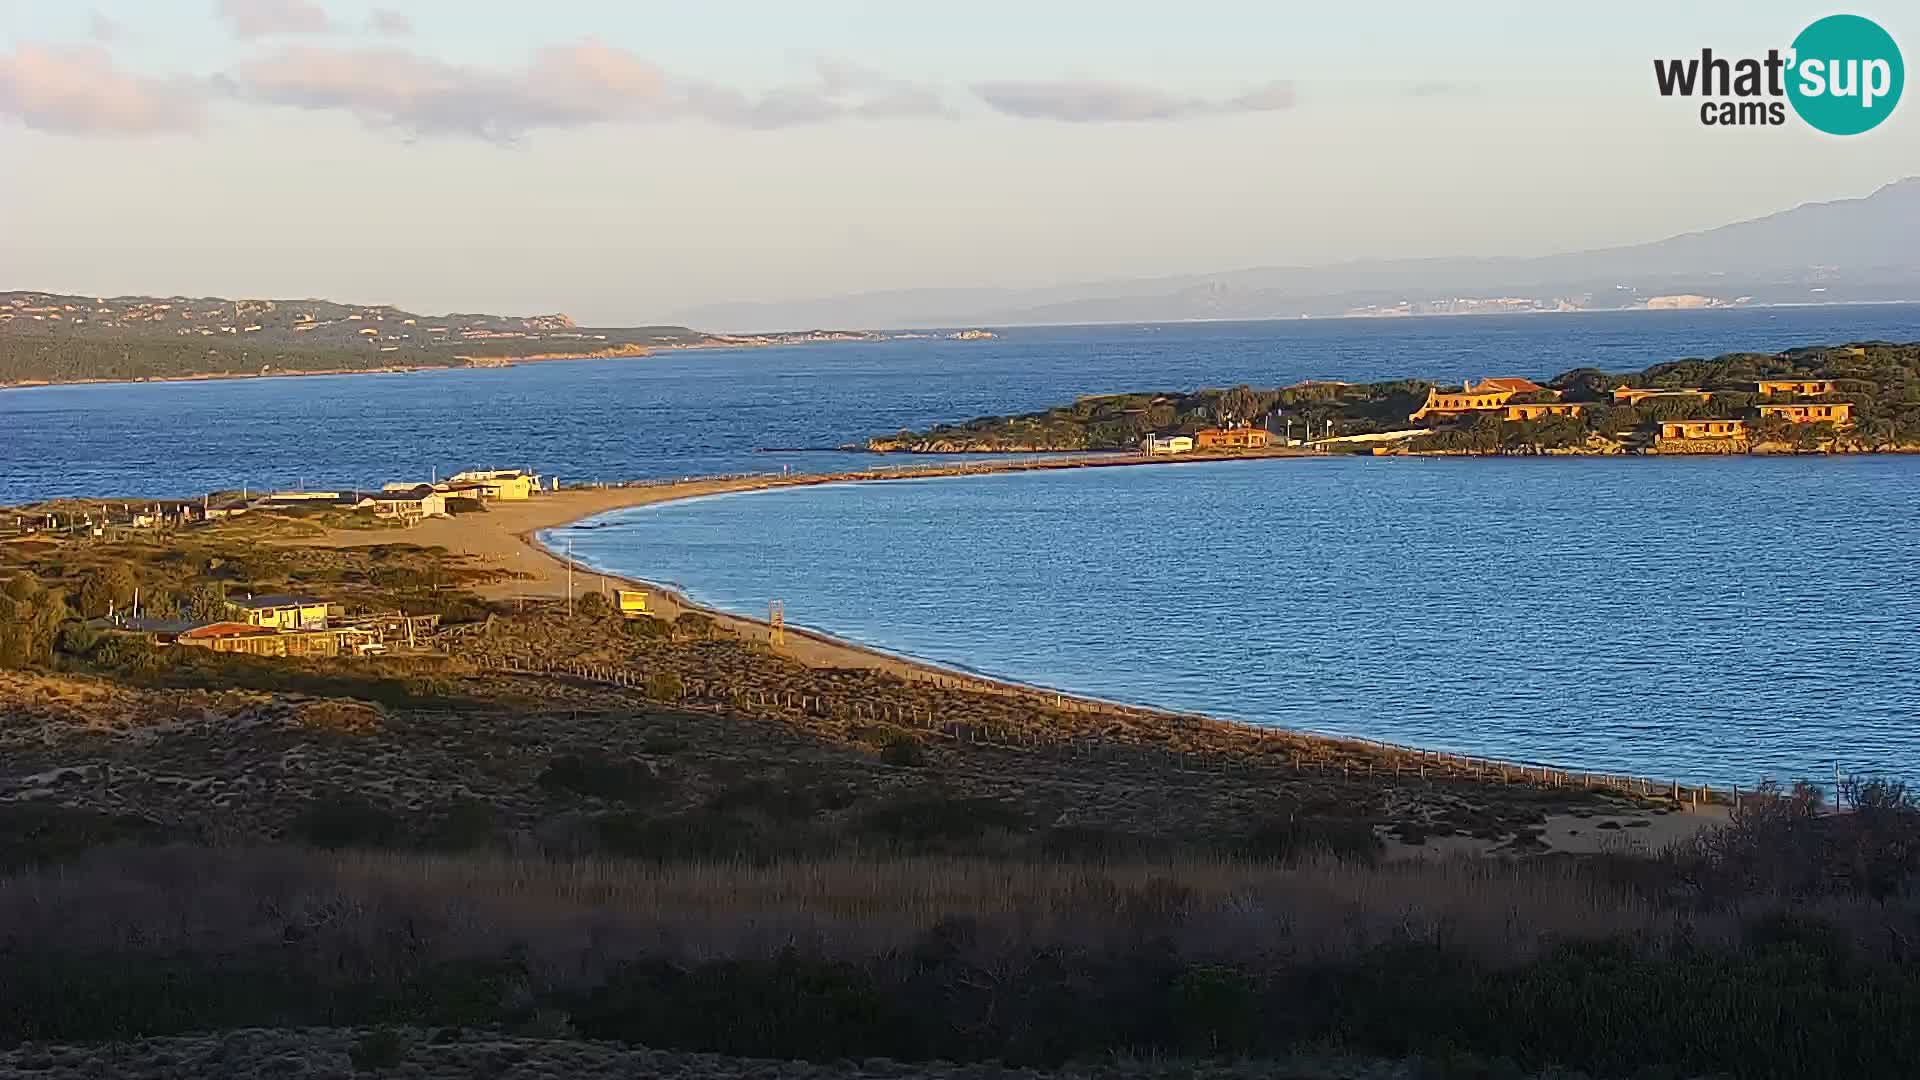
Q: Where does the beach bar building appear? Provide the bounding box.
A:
[446,469,539,501]
[228,594,332,631]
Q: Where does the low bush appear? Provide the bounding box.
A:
[537,754,668,805]
[290,794,403,850]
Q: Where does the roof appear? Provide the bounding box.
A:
[374,485,438,500]
[1475,377,1546,393]
[228,593,328,610]
[179,621,279,640]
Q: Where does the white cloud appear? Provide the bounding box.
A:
[222,43,947,141]
[0,44,204,134]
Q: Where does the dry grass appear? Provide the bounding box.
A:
[0,847,1729,975]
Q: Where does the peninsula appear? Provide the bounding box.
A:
[870,340,1920,455]
[0,290,882,388]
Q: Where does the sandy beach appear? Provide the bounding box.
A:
[303,457,1169,683]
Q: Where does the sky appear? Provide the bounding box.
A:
[2,1,1917,325]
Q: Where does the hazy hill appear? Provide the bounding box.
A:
[0,293,820,386]
[676,178,1920,331]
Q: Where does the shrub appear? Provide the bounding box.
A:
[349,1028,407,1072]
[624,615,671,640]
[857,794,1028,854]
[879,734,928,768]
[576,591,610,618]
[290,794,403,850]
[644,672,684,702]
[673,613,715,640]
[537,754,668,804]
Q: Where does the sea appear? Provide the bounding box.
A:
[8,305,1920,784]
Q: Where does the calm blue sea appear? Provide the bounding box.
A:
[556,456,1920,787]
[9,305,1920,783]
[5,305,1920,501]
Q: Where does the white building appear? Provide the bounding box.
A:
[1142,434,1195,456]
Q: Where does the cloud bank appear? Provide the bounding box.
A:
[221,43,949,140]
[0,44,203,134]
[2,9,1293,142]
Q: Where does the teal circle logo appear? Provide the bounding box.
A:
[1788,14,1903,135]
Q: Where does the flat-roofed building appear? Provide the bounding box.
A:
[1755,379,1838,397]
[1757,402,1853,425]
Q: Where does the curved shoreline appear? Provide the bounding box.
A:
[298,455,1736,803]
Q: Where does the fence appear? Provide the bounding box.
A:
[492,655,1730,806]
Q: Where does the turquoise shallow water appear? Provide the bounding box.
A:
[551,454,1920,787]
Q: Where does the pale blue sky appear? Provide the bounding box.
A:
[2,1,1915,323]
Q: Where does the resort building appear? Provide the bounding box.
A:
[1659,419,1748,440]
[1610,386,1710,406]
[1408,377,1556,423]
[1141,434,1194,456]
[1502,403,1586,422]
[1755,379,1838,397]
[227,594,332,631]
[1195,427,1272,451]
[1757,402,1853,425]
[616,589,651,618]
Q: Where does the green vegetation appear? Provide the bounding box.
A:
[873,381,1431,451]
[875,340,1920,454]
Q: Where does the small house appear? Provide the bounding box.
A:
[1142,434,1194,456]
[367,485,448,523]
[228,594,331,631]
[616,589,650,618]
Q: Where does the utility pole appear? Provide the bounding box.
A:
[566,539,575,617]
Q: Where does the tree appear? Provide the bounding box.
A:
[181,582,229,623]
[577,591,610,618]
[0,573,68,669]
[79,562,139,618]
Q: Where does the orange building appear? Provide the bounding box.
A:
[1757,402,1852,425]
[1409,377,1556,423]
[1659,419,1747,440]
[1502,403,1586,421]
[1195,427,1272,451]
[1611,386,1709,405]
[1755,379,1837,397]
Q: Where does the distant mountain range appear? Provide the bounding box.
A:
[675,178,1920,332]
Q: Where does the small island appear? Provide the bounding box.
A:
[869,340,1920,456]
